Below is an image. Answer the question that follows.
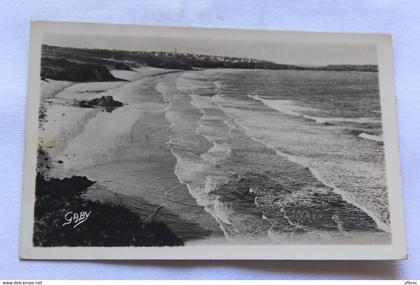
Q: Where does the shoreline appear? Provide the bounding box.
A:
[164,69,390,241]
[38,67,224,245]
[36,66,390,245]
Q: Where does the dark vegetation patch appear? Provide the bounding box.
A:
[33,168,184,247]
[41,57,124,82]
[323,65,378,72]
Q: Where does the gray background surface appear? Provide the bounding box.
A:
[0,0,419,279]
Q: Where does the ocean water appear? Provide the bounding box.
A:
[42,68,390,245]
[157,69,390,244]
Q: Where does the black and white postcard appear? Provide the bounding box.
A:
[20,21,407,259]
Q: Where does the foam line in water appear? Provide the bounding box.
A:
[276,143,389,233]
[272,147,390,233]
[159,73,240,240]
[279,150,389,232]
[214,97,390,233]
[359,132,383,142]
[248,95,302,117]
[304,115,382,125]
[249,95,381,125]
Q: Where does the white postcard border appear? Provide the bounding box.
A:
[20,21,407,260]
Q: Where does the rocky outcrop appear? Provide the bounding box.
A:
[76,96,123,109]
[114,63,132,70]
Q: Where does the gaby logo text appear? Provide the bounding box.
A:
[62,210,92,228]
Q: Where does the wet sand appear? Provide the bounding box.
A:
[39,67,390,245]
[40,68,224,243]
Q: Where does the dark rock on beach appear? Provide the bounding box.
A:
[76,96,123,109]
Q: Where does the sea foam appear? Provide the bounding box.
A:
[359,132,383,142]
[249,95,381,125]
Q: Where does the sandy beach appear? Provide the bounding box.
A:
[39,67,224,243]
[38,65,390,245]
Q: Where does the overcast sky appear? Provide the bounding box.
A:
[44,34,377,66]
